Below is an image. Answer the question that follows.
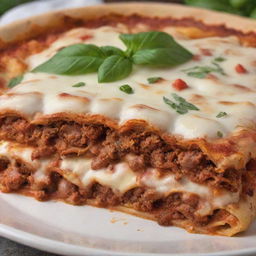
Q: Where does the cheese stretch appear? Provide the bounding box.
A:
[1,26,256,139]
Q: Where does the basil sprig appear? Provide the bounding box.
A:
[32,31,193,83]
[163,93,199,115]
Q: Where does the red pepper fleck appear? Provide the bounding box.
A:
[80,34,93,40]
[172,79,188,91]
[200,48,212,56]
[235,64,247,74]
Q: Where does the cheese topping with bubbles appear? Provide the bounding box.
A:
[1,26,256,139]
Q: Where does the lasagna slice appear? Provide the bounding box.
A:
[0,16,256,236]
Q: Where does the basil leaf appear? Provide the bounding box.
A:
[216,111,227,118]
[72,82,86,87]
[163,94,199,115]
[100,46,124,56]
[8,75,23,88]
[147,77,162,84]
[133,47,192,67]
[31,31,193,83]
[163,96,188,114]
[98,55,133,83]
[214,57,226,62]
[32,44,105,75]
[119,84,134,94]
[172,93,200,111]
[120,31,178,55]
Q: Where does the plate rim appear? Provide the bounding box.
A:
[1,222,256,256]
[0,1,256,44]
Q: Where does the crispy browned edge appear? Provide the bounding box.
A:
[0,2,256,51]
[0,3,256,236]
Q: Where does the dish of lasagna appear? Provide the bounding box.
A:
[0,3,256,245]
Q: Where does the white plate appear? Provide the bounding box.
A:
[0,193,256,256]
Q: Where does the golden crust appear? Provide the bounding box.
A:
[0,2,256,43]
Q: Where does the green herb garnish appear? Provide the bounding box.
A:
[98,55,133,83]
[214,57,226,62]
[217,131,223,138]
[119,31,191,56]
[212,62,226,75]
[216,111,228,118]
[183,61,226,78]
[147,77,162,84]
[32,44,105,75]
[100,46,125,57]
[163,93,199,115]
[132,47,192,67]
[32,31,193,83]
[72,82,86,87]
[8,75,24,88]
[119,84,134,94]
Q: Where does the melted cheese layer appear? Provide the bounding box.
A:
[1,26,256,139]
[0,141,239,214]
[0,141,49,179]
[60,159,137,193]
[59,156,239,214]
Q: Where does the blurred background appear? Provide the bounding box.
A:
[0,0,256,23]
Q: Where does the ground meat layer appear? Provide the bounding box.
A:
[0,156,238,232]
[0,116,242,192]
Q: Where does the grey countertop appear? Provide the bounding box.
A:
[0,237,59,256]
